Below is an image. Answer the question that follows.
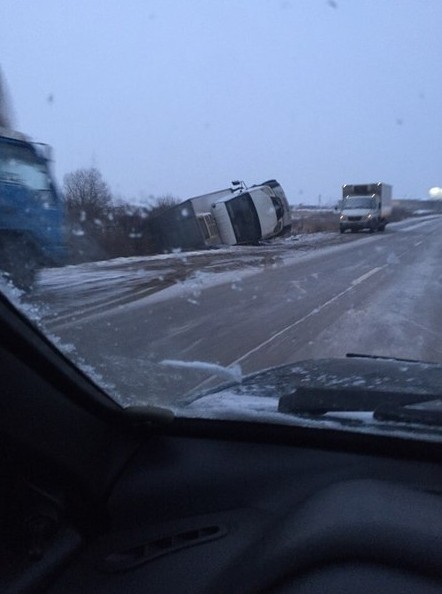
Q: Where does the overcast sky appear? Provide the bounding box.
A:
[2,0,442,205]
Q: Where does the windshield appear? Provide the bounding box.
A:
[342,196,376,210]
[1,1,442,441]
[226,194,261,243]
[0,140,51,192]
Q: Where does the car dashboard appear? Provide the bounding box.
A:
[0,295,441,594]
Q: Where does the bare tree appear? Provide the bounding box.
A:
[63,173,182,261]
[63,167,112,218]
[63,167,113,262]
[148,194,181,217]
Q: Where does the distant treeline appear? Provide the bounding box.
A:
[392,198,442,213]
[63,167,180,263]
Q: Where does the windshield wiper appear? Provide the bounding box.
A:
[374,401,442,427]
[278,387,442,428]
[346,352,426,364]
[278,386,437,413]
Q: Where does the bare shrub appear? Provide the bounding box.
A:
[291,210,339,234]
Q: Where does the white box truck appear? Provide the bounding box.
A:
[339,183,392,233]
[148,180,291,252]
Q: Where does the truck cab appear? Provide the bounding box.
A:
[0,127,66,288]
[211,185,283,245]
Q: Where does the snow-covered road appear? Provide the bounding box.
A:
[7,216,441,408]
[32,231,357,325]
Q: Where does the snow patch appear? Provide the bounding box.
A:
[161,359,243,383]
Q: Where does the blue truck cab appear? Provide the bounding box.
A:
[0,127,66,288]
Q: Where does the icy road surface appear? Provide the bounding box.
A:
[16,217,442,408]
[33,231,341,324]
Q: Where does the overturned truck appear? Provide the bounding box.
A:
[148,180,291,253]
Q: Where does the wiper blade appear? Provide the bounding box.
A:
[375,401,442,427]
[345,352,426,364]
[278,387,442,429]
[278,386,437,414]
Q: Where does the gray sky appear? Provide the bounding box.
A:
[2,0,441,205]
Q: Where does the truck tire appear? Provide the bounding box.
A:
[0,238,38,292]
[6,264,37,292]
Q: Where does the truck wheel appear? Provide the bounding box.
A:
[11,261,37,291]
[378,224,386,232]
[0,239,38,292]
[339,227,344,234]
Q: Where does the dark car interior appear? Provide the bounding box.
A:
[1,292,441,594]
